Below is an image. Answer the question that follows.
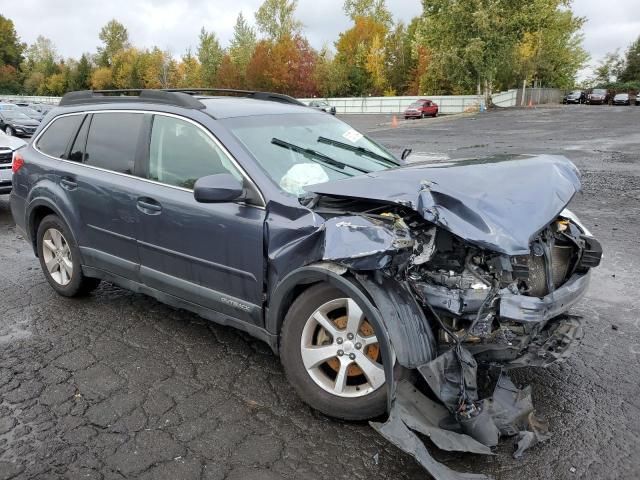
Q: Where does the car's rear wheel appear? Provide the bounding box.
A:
[280,283,388,420]
[36,214,101,297]
[5,126,14,136]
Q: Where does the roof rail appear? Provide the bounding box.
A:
[59,90,206,109]
[162,88,306,106]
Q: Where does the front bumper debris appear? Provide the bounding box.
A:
[373,356,555,480]
[500,272,590,323]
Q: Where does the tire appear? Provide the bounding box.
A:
[36,214,100,297]
[421,112,427,119]
[280,283,389,420]
[5,126,14,136]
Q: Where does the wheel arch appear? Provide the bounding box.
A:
[267,262,439,408]
[27,197,76,257]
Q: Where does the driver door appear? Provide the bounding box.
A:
[136,114,265,326]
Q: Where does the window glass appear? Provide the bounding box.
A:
[36,115,83,158]
[149,115,241,189]
[67,115,90,162]
[85,113,145,174]
[221,113,397,196]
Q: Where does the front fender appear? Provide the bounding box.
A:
[268,263,438,408]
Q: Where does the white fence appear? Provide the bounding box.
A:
[492,89,518,107]
[301,90,520,114]
[2,89,521,113]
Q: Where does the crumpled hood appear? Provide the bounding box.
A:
[305,154,581,255]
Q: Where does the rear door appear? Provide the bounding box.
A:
[135,113,265,326]
[60,111,150,280]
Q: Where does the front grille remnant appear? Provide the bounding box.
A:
[0,151,12,165]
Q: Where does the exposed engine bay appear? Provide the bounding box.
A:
[304,193,602,480]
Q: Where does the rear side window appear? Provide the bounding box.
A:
[36,115,84,158]
[85,113,146,174]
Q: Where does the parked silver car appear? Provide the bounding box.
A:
[0,129,26,194]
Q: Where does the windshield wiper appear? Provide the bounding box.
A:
[317,136,397,167]
[271,138,370,174]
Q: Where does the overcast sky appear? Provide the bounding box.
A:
[3,0,639,81]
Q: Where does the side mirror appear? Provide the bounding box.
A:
[194,173,244,203]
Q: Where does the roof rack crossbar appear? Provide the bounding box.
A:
[59,90,207,109]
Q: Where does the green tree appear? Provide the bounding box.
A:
[176,49,202,87]
[97,19,130,67]
[343,0,392,26]
[593,50,624,85]
[416,0,587,98]
[197,27,223,87]
[23,36,59,77]
[74,54,93,90]
[0,15,25,67]
[385,19,419,95]
[255,0,302,40]
[512,9,588,90]
[620,36,640,82]
[229,12,257,84]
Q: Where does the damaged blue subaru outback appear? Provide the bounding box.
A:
[10,89,602,479]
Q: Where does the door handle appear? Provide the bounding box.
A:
[136,197,162,215]
[60,177,77,191]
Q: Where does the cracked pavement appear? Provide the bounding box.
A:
[1,105,639,479]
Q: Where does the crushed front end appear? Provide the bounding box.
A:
[301,157,602,479]
[405,210,601,368]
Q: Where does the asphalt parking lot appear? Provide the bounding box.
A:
[1,104,639,480]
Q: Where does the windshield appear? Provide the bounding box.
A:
[222,113,398,196]
[0,104,17,111]
[592,89,607,95]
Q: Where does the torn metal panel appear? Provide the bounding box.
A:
[395,380,494,455]
[321,215,413,270]
[371,411,492,480]
[486,373,533,436]
[418,347,479,412]
[306,154,581,255]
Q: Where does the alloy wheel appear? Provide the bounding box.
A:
[41,228,73,286]
[300,298,385,398]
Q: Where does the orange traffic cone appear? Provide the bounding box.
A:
[528,98,534,108]
[392,115,399,128]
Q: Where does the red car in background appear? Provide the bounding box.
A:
[404,99,439,119]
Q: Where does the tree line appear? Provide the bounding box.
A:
[0,0,606,100]
[590,37,640,92]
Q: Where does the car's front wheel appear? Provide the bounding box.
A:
[5,126,14,136]
[280,283,388,420]
[36,214,101,297]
